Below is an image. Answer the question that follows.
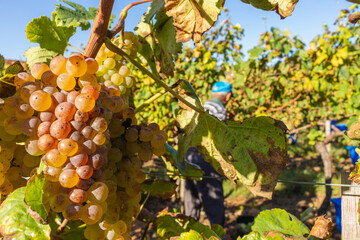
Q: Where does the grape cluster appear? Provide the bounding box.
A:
[0,48,168,239]
[96,32,141,95]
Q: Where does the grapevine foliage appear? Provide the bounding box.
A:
[0,0,346,239]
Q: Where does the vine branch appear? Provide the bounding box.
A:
[267,93,302,113]
[135,89,166,113]
[109,0,155,39]
[84,0,115,58]
[104,38,205,114]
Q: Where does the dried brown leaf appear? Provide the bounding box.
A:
[164,0,225,42]
[309,215,333,239]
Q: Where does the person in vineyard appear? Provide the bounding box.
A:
[184,81,233,226]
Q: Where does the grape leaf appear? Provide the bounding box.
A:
[26,16,76,53]
[240,0,299,19]
[164,0,225,42]
[145,0,165,23]
[0,54,4,72]
[25,174,48,224]
[141,179,177,199]
[186,219,221,239]
[237,232,266,240]
[55,0,98,30]
[164,143,186,172]
[178,230,203,240]
[136,1,182,77]
[0,187,51,239]
[5,61,24,75]
[251,209,309,238]
[156,215,185,238]
[24,47,58,68]
[176,81,288,198]
[309,216,333,239]
[0,75,16,98]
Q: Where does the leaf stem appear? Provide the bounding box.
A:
[0,78,15,87]
[61,224,86,235]
[109,0,155,39]
[137,191,151,219]
[135,89,166,113]
[104,38,205,114]
[67,43,84,54]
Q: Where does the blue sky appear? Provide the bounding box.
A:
[0,0,354,60]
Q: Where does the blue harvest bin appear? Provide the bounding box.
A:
[330,120,348,132]
[346,146,359,164]
[289,133,297,144]
[331,197,341,232]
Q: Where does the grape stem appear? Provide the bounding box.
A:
[104,38,205,114]
[109,0,155,39]
[135,89,166,113]
[57,219,68,233]
[136,191,151,219]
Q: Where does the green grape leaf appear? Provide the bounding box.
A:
[5,61,24,75]
[141,179,177,199]
[178,230,204,240]
[251,209,310,238]
[55,0,98,30]
[0,187,51,239]
[0,54,5,72]
[136,1,181,77]
[240,0,299,19]
[177,85,288,198]
[164,0,225,42]
[25,174,48,224]
[186,219,221,239]
[248,47,263,59]
[164,143,186,172]
[24,47,58,68]
[26,16,76,53]
[145,0,165,23]
[211,224,225,238]
[156,215,186,238]
[237,231,266,240]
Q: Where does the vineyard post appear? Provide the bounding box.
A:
[341,171,360,239]
[325,120,331,152]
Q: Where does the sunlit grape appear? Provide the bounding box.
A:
[50,56,68,75]
[29,90,52,111]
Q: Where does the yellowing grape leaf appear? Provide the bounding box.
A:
[0,187,51,240]
[240,0,299,19]
[26,16,75,53]
[164,0,225,42]
[176,81,288,198]
[24,47,58,68]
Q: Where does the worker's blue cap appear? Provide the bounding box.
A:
[211,81,232,93]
